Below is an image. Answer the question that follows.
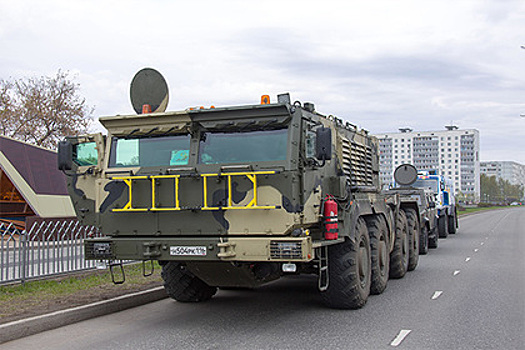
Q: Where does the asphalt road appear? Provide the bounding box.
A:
[3,208,524,350]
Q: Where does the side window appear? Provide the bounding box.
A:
[305,131,316,158]
[73,142,98,166]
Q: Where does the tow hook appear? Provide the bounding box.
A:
[143,242,161,258]
[217,242,236,258]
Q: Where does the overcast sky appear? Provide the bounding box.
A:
[1,0,524,163]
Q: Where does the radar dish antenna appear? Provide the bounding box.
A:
[130,68,169,114]
[394,164,418,186]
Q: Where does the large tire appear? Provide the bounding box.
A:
[405,208,419,271]
[389,210,409,279]
[320,217,371,309]
[428,226,439,249]
[404,208,420,271]
[419,224,429,255]
[438,213,449,238]
[161,262,217,302]
[367,215,389,295]
[448,210,457,234]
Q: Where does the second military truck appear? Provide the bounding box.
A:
[59,68,419,309]
[388,164,440,255]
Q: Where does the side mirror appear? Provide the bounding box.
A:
[315,127,332,161]
[58,140,73,171]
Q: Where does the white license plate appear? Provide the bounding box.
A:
[170,246,207,256]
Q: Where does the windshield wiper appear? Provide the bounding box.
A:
[159,127,175,137]
[125,128,140,139]
[143,127,159,137]
[240,121,256,131]
[260,118,279,129]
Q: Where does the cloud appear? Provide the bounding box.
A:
[0,0,524,162]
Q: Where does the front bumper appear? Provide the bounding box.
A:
[85,236,314,262]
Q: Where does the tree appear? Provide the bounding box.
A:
[0,70,94,149]
[480,174,499,203]
[480,173,524,204]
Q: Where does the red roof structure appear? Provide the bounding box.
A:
[0,136,75,220]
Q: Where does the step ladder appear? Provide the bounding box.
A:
[318,245,329,291]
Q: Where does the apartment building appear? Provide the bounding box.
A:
[480,161,525,188]
[374,126,480,201]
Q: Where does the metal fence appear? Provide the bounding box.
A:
[0,219,101,285]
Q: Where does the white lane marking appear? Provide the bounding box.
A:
[474,248,479,252]
[453,270,461,276]
[391,329,412,347]
[481,242,485,245]
[431,291,444,300]
[465,257,471,262]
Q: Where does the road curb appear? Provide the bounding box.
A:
[0,286,167,344]
[458,207,512,218]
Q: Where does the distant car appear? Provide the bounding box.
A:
[510,202,521,206]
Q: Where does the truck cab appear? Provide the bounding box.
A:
[412,172,458,237]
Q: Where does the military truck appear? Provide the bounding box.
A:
[387,164,439,257]
[58,68,418,309]
[412,171,458,238]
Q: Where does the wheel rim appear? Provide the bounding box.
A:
[413,225,419,250]
[358,238,370,288]
[402,233,408,265]
[379,238,387,276]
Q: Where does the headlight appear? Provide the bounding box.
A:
[270,241,302,259]
[90,242,112,258]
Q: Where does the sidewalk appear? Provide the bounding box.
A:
[0,286,167,344]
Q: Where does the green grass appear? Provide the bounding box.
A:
[458,206,512,215]
[0,262,162,300]
[0,262,163,321]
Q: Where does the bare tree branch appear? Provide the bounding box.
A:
[0,70,94,149]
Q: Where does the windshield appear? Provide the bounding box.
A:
[108,134,191,167]
[199,128,288,164]
[413,178,439,192]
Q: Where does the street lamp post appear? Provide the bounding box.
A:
[520,45,525,118]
